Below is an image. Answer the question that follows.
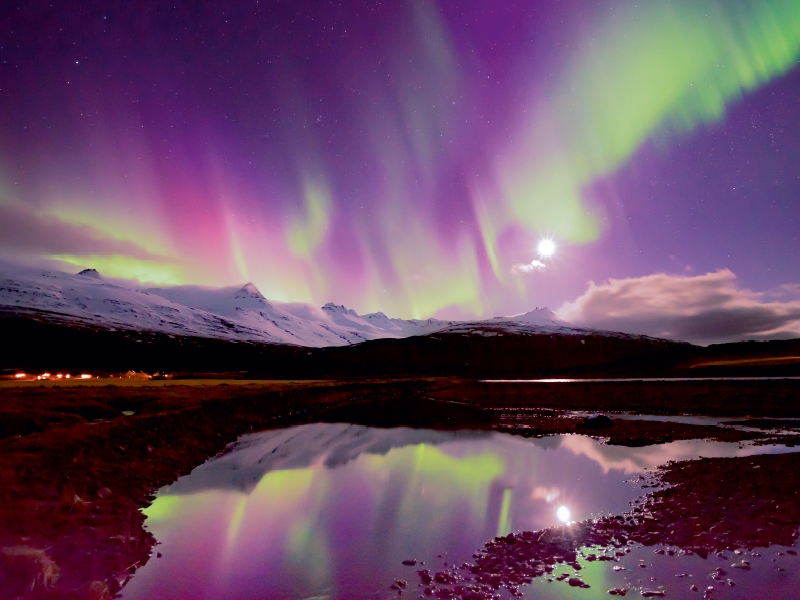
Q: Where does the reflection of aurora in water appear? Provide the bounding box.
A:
[122,426,800,600]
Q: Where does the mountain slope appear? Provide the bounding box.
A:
[0,264,701,376]
[0,264,644,361]
[0,264,455,347]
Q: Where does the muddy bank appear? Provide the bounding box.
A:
[4,378,790,447]
[494,410,772,446]
[433,378,800,418]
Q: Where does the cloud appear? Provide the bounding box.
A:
[763,283,800,302]
[511,259,546,275]
[531,486,561,502]
[0,204,165,261]
[561,435,769,474]
[557,269,800,345]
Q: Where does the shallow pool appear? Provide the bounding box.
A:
[120,424,799,600]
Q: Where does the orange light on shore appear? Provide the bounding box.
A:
[65,374,71,379]
[15,373,26,379]
[56,374,63,379]
[80,374,92,379]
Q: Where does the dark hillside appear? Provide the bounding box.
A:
[302,326,692,378]
[1,314,690,378]
[4,312,799,378]
[0,314,303,375]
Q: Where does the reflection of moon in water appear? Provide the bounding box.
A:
[538,239,556,257]
[556,505,571,523]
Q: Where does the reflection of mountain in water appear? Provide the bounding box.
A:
[163,423,491,495]
[525,435,564,451]
[161,423,800,498]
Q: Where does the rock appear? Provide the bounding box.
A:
[402,559,417,566]
[78,268,102,279]
[578,414,615,429]
[568,577,590,588]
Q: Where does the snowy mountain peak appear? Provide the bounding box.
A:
[234,282,268,302]
[363,312,391,326]
[229,283,273,312]
[322,302,360,318]
[496,307,562,326]
[0,262,597,348]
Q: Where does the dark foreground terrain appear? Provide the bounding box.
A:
[3,312,800,378]
[0,377,799,598]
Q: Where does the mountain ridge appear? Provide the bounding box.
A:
[0,263,575,348]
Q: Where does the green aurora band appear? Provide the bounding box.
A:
[4,0,800,317]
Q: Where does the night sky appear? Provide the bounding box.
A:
[2,0,799,336]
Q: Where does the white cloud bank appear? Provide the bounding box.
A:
[512,259,546,275]
[557,269,800,345]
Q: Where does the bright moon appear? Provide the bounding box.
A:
[556,506,571,523]
[538,239,556,257]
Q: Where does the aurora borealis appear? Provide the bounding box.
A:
[2,0,800,320]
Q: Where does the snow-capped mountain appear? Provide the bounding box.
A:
[0,263,456,347]
[0,263,669,349]
[325,303,461,337]
[493,307,561,326]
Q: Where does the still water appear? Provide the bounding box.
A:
[121,424,798,600]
